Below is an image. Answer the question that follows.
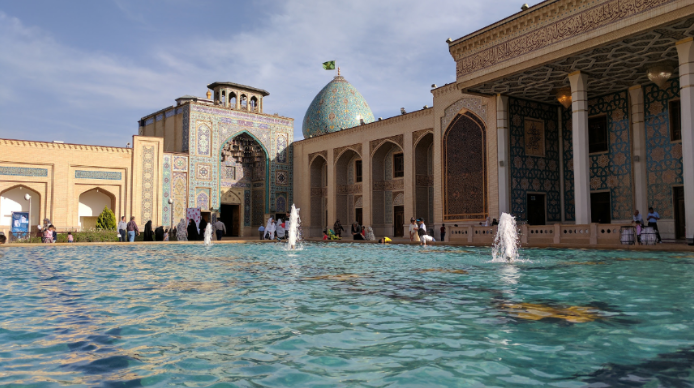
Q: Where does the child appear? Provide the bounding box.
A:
[420,235,435,246]
[322,230,328,241]
[378,237,392,244]
[164,229,169,241]
[51,225,57,243]
[67,232,74,243]
[43,226,54,243]
[635,222,642,245]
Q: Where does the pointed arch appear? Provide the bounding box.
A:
[443,111,488,221]
[218,129,270,214]
[0,185,41,228]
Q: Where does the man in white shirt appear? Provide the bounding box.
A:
[117,216,128,242]
[632,210,643,225]
[646,207,662,243]
[214,220,226,241]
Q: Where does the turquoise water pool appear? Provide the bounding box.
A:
[1,243,693,387]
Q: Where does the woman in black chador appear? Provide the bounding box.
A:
[143,221,154,241]
[187,219,199,241]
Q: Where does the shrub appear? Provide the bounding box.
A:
[96,207,117,230]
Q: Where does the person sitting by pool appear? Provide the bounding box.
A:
[0,232,6,244]
[365,226,375,241]
[43,225,54,243]
[326,229,340,240]
[420,234,435,246]
[378,237,392,244]
[322,229,329,240]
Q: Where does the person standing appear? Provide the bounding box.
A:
[143,221,154,241]
[154,225,165,241]
[126,217,139,242]
[198,217,208,241]
[215,219,226,241]
[417,218,427,240]
[647,207,662,243]
[334,219,344,238]
[351,222,364,240]
[176,218,188,241]
[409,218,419,242]
[187,219,199,241]
[440,224,446,242]
[258,225,265,240]
[117,216,128,242]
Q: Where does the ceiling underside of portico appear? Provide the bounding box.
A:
[465,17,694,104]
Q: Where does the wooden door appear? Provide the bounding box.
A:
[394,206,404,237]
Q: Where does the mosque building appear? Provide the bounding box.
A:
[1,0,693,245]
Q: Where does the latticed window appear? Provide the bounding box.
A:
[393,153,404,178]
[588,115,608,153]
[670,100,682,141]
[355,160,362,182]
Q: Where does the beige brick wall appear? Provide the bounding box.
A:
[0,139,133,234]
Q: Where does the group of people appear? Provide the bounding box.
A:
[326,219,375,241]
[409,218,436,245]
[116,215,227,242]
[632,207,662,244]
[259,215,298,241]
[37,219,73,243]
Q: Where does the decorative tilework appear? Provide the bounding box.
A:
[75,170,122,180]
[393,192,404,206]
[162,154,172,226]
[275,170,288,185]
[172,172,187,222]
[252,190,264,226]
[182,106,190,153]
[385,190,393,224]
[644,79,682,218]
[276,193,287,213]
[244,190,251,226]
[509,98,560,222]
[141,146,155,223]
[196,188,210,210]
[524,118,545,157]
[173,156,188,171]
[563,91,634,221]
[196,122,212,156]
[196,163,212,181]
[355,196,363,208]
[276,134,287,163]
[441,98,487,134]
[0,166,48,177]
[302,75,375,138]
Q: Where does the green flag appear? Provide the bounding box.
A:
[322,61,336,70]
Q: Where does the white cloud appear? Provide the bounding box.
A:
[0,1,537,145]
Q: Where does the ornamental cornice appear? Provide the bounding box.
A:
[0,139,132,153]
[451,0,677,78]
[296,108,433,145]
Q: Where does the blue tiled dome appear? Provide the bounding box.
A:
[302,75,375,138]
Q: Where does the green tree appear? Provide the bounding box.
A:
[96,206,117,230]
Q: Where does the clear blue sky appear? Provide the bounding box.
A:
[0,0,540,146]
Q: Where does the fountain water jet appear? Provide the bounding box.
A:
[204,223,213,246]
[287,204,302,250]
[492,213,519,262]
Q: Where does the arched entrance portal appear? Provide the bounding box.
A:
[335,149,362,232]
[0,186,40,229]
[220,132,268,237]
[309,155,327,237]
[443,111,487,221]
[78,188,114,230]
[372,141,404,237]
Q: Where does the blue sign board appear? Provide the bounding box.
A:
[11,212,30,233]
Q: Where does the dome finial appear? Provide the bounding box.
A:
[338,67,341,76]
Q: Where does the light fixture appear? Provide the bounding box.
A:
[556,87,572,109]
[647,63,674,89]
[168,198,174,205]
[24,193,31,201]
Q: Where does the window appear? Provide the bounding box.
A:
[670,100,682,141]
[355,160,362,183]
[393,153,404,178]
[588,115,608,154]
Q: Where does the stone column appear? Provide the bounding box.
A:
[676,38,694,243]
[403,131,414,226]
[361,140,372,227]
[628,85,648,217]
[558,106,566,223]
[327,148,336,230]
[496,94,510,215]
[568,71,591,224]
